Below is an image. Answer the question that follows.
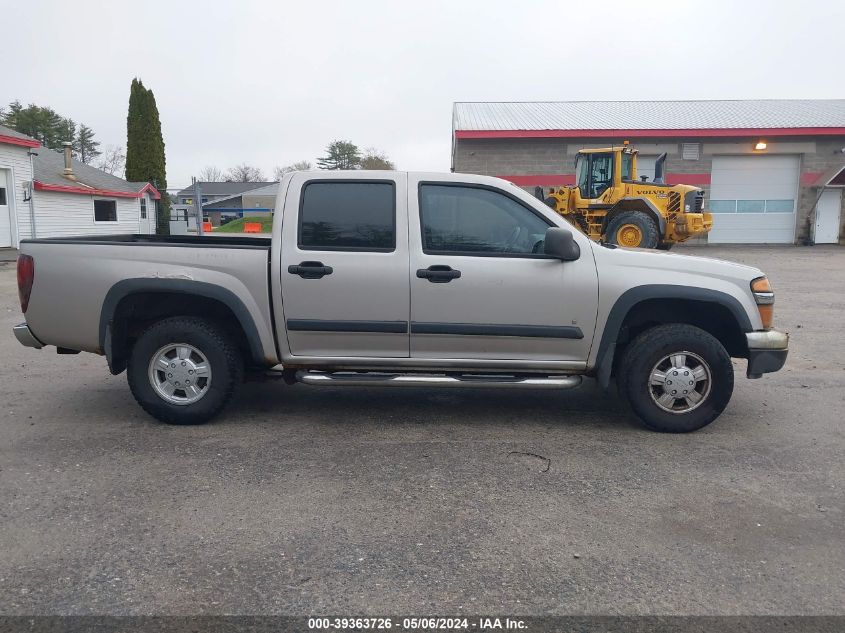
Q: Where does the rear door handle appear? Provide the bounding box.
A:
[288,261,333,279]
[416,265,461,283]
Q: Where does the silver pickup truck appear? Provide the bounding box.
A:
[13,170,788,432]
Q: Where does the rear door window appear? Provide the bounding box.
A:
[299,181,395,251]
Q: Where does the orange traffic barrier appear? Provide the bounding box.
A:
[244,222,262,233]
[202,222,213,232]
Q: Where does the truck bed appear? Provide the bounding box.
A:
[19,233,279,365]
[24,234,271,249]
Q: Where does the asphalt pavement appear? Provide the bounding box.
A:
[0,245,843,615]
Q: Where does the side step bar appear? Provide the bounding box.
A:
[295,371,582,390]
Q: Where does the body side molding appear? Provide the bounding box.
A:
[411,322,584,339]
[287,319,408,333]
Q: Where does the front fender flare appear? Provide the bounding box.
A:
[605,197,667,235]
[594,285,754,389]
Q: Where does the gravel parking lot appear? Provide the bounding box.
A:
[0,245,843,616]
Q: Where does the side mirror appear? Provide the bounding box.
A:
[544,227,581,261]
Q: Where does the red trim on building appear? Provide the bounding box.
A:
[34,181,160,199]
[801,171,825,186]
[501,173,712,187]
[456,127,845,140]
[666,173,711,185]
[137,182,162,200]
[0,134,41,148]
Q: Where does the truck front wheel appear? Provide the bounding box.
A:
[619,324,734,432]
[605,211,660,249]
[127,317,243,425]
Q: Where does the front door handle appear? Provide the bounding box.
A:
[288,261,333,279]
[416,265,461,283]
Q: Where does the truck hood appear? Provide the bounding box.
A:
[592,244,764,284]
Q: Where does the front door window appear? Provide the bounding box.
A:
[419,184,550,256]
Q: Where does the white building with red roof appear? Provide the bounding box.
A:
[0,125,159,248]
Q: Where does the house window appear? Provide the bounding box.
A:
[181,197,193,205]
[94,199,118,222]
[140,198,147,219]
[0,185,7,206]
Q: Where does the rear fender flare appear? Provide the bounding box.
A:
[99,279,266,374]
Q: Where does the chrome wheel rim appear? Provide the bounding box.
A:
[148,344,212,405]
[649,351,711,414]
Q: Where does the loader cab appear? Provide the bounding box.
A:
[575,150,617,200]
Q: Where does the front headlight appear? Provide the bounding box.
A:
[751,276,774,329]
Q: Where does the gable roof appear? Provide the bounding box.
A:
[177,181,276,197]
[812,163,845,187]
[33,148,159,199]
[0,124,41,148]
[453,99,845,138]
[202,182,280,209]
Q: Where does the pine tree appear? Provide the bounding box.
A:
[75,124,101,163]
[317,140,361,170]
[125,78,170,234]
[1,101,101,159]
[57,117,76,148]
[1,101,67,149]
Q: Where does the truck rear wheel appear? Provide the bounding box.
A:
[619,324,733,433]
[127,317,243,425]
[606,211,660,249]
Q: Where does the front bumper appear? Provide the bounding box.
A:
[13,323,43,349]
[746,330,788,378]
[675,211,713,238]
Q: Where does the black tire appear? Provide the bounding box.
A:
[656,242,673,251]
[127,317,243,425]
[619,324,733,433]
[605,211,660,249]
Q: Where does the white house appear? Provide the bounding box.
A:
[0,124,159,248]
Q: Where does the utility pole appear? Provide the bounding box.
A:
[193,177,204,236]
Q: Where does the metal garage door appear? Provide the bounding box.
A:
[708,155,799,243]
[0,170,12,248]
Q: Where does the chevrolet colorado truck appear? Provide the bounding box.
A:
[13,170,788,432]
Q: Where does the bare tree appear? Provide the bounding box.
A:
[198,165,224,181]
[360,148,395,170]
[273,160,312,180]
[225,163,266,182]
[94,145,126,177]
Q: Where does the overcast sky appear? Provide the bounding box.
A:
[3,0,842,188]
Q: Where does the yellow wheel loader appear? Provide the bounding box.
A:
[536,144,713,249]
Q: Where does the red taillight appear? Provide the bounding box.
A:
[17,254,34,313]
